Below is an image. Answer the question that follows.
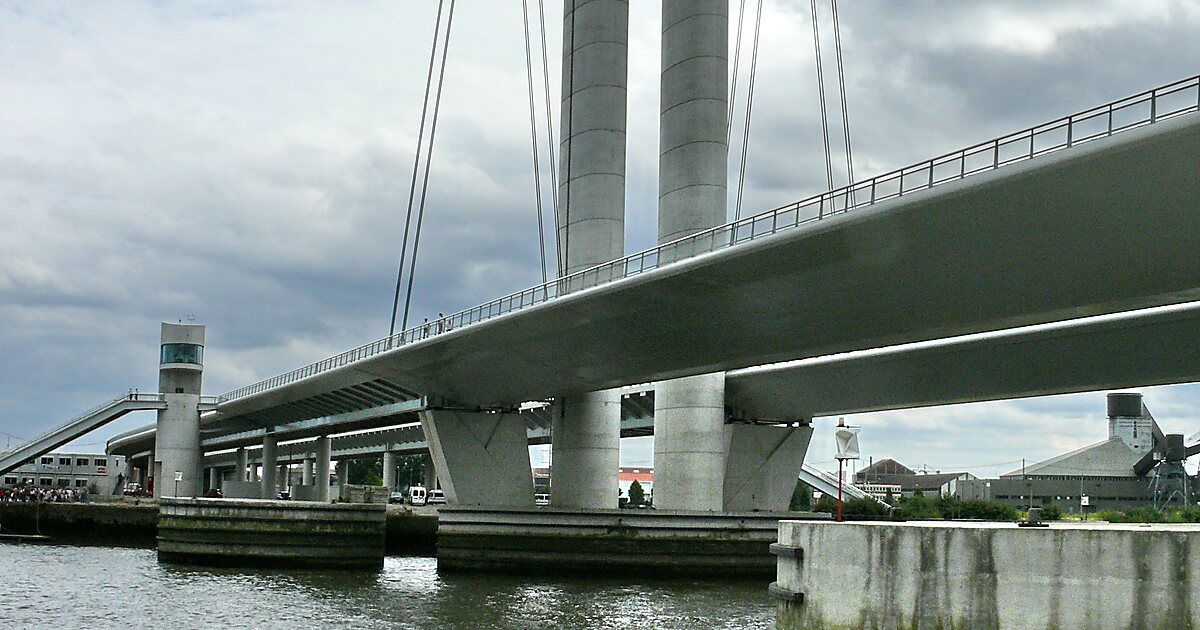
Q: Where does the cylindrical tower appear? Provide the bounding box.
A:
[550,0,629,509]
[153,322,205,498]
[653,0,729,511]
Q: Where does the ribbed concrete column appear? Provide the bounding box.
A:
[315,437,332,502]
[558,0,628,276]
[302,458,314,486]
[659,0,728,247]
[382,451,397,490]
[653,0,730,512]
[653,373,727,511]
[551,0,629,510]
[551,390,622,508]
[235,448,249,482]
[260,435,277,499]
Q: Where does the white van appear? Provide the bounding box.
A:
[428,488,446,505]
[408,485,427,506]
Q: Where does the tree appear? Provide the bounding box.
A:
[628,480,645,506]
[349,457,383,486]
[789,481,813,511]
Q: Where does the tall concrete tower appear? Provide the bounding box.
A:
[653,0,729,511]
[153,322,205,498]
[550,0,629,509]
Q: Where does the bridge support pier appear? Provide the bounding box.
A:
[382,451,397,490]
[422,452,437,489]
[260,435,277,499]
[652,373,727,511]
[315,437,332,502]
[551,391,621,508]
[419,409,533,506]
[235,447,248,481]
[302,458,314,486]
[651,0,730,512]
[208,467,220,492]
[723,423,813,512]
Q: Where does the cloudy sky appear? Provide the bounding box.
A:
[2,0,1198,478]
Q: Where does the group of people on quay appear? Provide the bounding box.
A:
[0,486,89,503]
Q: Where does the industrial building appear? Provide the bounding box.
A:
[957,393,1198,512]
[0,451,125,495]
[854,459,975,499]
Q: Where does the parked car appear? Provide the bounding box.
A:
[534,493,550,507]
[204,488,223,498]
[123,482,142,496]
[388,491,406,504]
[428,489,446,505]
[408,485,427,506]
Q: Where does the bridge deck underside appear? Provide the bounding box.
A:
[210,116,1199,424]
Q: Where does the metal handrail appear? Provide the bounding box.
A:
[218,74,1200,405]
[11,392,172,453]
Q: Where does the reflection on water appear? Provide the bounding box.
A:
[0,545,773,629]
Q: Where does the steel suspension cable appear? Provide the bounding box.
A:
[535,0,562,277]
[733,0,763,220]
[809,0,834,191]
[400,0,457,334]
[522,0,549,283]
[389,0,446,337]
[726,0,748,146]
[830,0,856,192]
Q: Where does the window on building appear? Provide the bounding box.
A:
[41,457,53,465]
[40,478,52,486]
[95,458,107,468]
[57,478,70,487]
[161,343,204,365]
[76,458,89,467]
[59,457,71,466]
[3,477,16,485]
[75,479,88,488]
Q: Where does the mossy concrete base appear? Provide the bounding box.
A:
[438,506,828,577]
[158,498,386,570]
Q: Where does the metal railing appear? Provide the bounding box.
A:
[218,74,1200,405]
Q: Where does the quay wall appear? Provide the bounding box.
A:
[0,501,157,546]
[0,501,435,554]
[774,520,1200,630]
[158,498,386,569]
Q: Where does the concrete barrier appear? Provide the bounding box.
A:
[439,507,827,577]
[157,498,385,569]
[774,520,1200,629]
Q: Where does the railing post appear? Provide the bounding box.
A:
[1066,116,1073,147]
[1150,89,1157,122]
[1107,105,1113,134]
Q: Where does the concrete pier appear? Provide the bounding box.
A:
[550,391,621,508]
[315,436,332,502]
[260,434,277,499]
[652,373,727,511]
[382,451,397,490]
[157,498,385,569]
[774,521,1200,629]
[419,409,533,506]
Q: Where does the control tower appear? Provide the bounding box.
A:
[153,322,205,498]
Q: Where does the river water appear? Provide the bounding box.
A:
[0,545,773,629]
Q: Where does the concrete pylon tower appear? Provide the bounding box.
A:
[153,322,205,498]
[550,0,629,509]
[654,0,729,511]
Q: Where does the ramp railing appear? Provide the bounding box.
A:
[218,74,1200,405]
